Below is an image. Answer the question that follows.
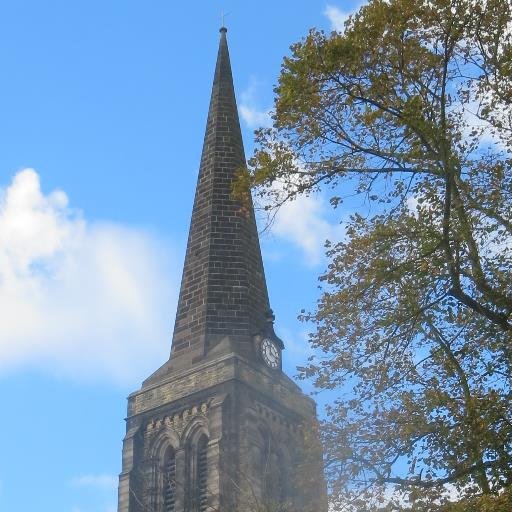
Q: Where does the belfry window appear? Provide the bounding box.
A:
[196,435,208,512]
[163,447,176,512]
[261,435,286,506]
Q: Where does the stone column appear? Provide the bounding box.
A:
[174,447,186,512]
[118,424,138,512]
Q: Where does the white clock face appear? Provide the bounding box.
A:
[261,338,280,369]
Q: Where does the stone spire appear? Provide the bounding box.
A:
[166,27,272,370]
[119,30,324,512]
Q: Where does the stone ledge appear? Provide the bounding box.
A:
[128,354,314,419]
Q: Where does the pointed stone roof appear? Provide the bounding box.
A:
[162,28,272,372]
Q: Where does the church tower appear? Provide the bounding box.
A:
[117,27,325,512]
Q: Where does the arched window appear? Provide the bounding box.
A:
[196,434,208,512]
[261,433,286,506]
[163,446,176,512]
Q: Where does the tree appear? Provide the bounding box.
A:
[240,0,512,508]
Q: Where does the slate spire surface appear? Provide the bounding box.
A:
[168,27,272,368]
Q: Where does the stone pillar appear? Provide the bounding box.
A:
[118,426,138,512]
[174,447,186,512]
[206,393,227,511]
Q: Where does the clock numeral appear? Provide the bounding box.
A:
[261,338,280,369]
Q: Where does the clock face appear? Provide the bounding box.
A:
[261,338,280,369]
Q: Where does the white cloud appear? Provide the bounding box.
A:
[239,105,272,129]
[406,194,419,216]
[272,193,340,266]
[239,78,272,129]
[457,94,510,151]
[70,474,118,490]
[260,174,343,266]
[324,4,352,32]
[324,3,367,32]
[0,169,177,386]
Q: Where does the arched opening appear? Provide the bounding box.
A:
[260,432,287,507]
[163,446,176,512]
[195,434,208,512]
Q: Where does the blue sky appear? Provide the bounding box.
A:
[0,2,361,511]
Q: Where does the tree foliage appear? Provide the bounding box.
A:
[242,0,512,507]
